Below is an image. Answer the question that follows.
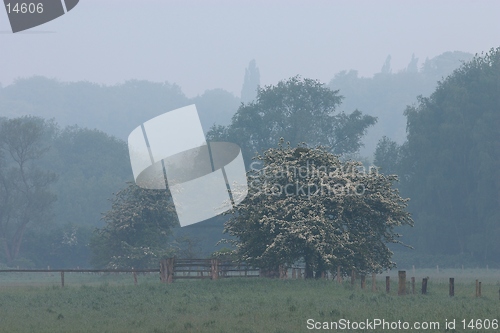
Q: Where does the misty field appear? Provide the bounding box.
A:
[0,270,499,333]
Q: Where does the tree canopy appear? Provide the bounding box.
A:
[208,76,376,162]
[0,116,57,263]
[330,51,474,155]
[90,183,179,269]
[223,141,413,278]
[375,47,500,263]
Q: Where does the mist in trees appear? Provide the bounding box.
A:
[0,117,133,268]
[240,59,260,104]
[375,48,500,265]
[0,78,239,140]
[39,126,133,228]
[90,183,178,269]
[0,116,57,264]
[207,76,376,163]
[1,48,497,269]
[192,89,241,129]
[330,51,474,156]
[0,51,473,161]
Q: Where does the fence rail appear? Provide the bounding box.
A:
[0,269,158,273]
[0,258,262,286]
[159,258,260,282]
[2,262,498,300]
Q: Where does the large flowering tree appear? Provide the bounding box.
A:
[223,141,413,278]
[90,183,178,269]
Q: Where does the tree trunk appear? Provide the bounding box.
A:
[304,253,314,279]
[261,265,280,278]
[12,221,28,260]
[3,238,12,263]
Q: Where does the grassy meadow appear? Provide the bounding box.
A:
[0,269,499,333]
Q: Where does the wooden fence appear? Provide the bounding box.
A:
[159,258,259,283]
[0,268,158,287]
[1,264,499,299]
[0,258,260,287]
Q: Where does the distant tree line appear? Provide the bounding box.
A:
[1,50,497,270]
[0,78,240,141]
[375,48,500,265]
[329,51,474,155]
[0,117,131,268]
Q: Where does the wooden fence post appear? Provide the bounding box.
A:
[133,270,138,286]
[360,275,366,289]
[278,265,288,279]
[411,277,415,294]
[478,282,482,297]
[422,278,428,294]
[337,267,342,283]
[371,273,376,292]
[386,276,390,293]
[60,271,64,288]
[160,259,167,283]
[166,258,175,283]
[475,279,479,297]
[449,278,454,296]
[398,271,406,295]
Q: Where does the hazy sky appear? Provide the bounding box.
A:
[1,0,499,98]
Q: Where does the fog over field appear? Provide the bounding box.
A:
[1,2,499,332]
[1,0,499,96]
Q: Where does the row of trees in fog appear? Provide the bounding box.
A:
[0,51,472,156]
[0,117,131,267]
[374,48,500,264]
[91,49,499,271]
[0,49,497,269]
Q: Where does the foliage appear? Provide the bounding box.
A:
[211,247,238,262]
[375,48,500,263]
[192,88,241,129]
[19,223,93,268]
[373,136,404,176]
[90,183,179,269]
[0,116,57,263]
[330,51,474,155]
[207,76,376,162]
[0,77,240,140]
[223,142,413,278]
[42,126,133,227]
[0,116,135,267]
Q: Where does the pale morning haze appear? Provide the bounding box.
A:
[1,1,499,331]
[1,0,499,97]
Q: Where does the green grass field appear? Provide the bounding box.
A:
[0,270,499,333]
